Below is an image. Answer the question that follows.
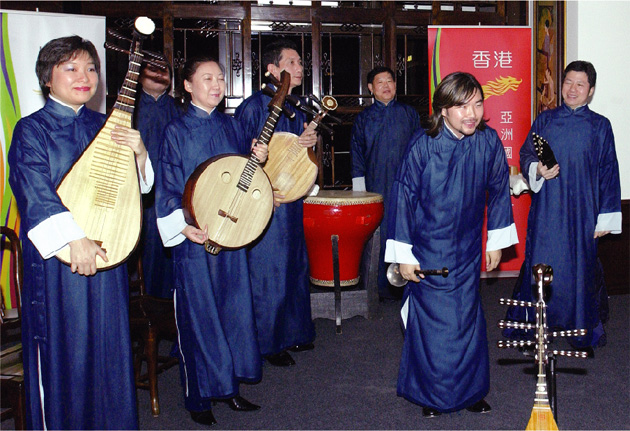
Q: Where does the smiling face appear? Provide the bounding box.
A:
[441,88,484,138]
[268,48,303,91]
[184,61,225,113]
[47,50,98,111]
[562,70,594,110]
[368,71,396,105]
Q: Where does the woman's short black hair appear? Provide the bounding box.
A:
[35,35,100,98]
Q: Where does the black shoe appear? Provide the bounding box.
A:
[218,395,261,412]
[266,350,296,366]
[190,410,217,426]
[422,407,442,418]
[289,343,314,352]
[466,399,492,413]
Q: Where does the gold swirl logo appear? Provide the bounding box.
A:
[482,76,522,99]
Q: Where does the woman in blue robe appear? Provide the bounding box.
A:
[385,72,518,416]
[135,62,181,298]
[234,40,316,367]
[505,61,622,349]
[155,56,264,426]
[8,36,153,430]
[350,66,422,299]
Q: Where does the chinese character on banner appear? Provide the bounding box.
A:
[428,26,532,274]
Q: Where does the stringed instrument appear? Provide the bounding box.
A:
[532,132,558,169]
[525,264,559,431]
[264,95,338,203]
[55,17,155,270]
[182,71,292,255]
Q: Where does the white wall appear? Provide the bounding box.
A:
[566,0,630,199]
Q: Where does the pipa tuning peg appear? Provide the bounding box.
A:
[497,340,535,349]
[550,329,587,338]
[499,297,535,308]
[550,349,589,359]
[498,320,535,331]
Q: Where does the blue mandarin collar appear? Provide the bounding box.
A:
[44,97,86,118]
[141,89,170,104]
[189,103,215,119]
[373,99,395,109]
[560,102,590,117]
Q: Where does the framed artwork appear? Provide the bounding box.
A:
[534,1,565,115]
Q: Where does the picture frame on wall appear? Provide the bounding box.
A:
[534,0,565,116]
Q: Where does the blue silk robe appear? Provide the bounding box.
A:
[8,100,138,430]
[155,105,262,411]
[506,103,621,348]
[234,90,315,356]
[135,90,181,298]
[350,99,422,297]
[386,126,517,412]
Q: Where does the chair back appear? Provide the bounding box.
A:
[1,226,22,325]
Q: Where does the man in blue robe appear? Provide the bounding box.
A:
[235,39,317,367]
[135,61,181,298]
[8,36,153,430]
[156,57,263,426]
[350,66,422,299]
[385,72,518,417]
[505,61,622,351]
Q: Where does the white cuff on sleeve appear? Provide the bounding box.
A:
[27,212,86,259]
[308,183,320,196]
[352,177,366,192]
[138,156,154,194]
[486,223,519,252]
[157,209,188,247]
[384,239,419,265]
[527,162,545,193]
[596,212,622,234]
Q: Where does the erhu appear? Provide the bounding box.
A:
[497,263,588,430]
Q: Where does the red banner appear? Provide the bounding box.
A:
[428,26,532,274]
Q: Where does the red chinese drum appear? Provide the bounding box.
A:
[303,191,383,287]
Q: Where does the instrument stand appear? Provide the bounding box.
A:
[497,263,588,428]
[547,353,558,423]
[331,235,342,334]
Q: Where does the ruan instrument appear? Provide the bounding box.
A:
[497,263,588,430]
[386,263,449,287]
[533,132,558,169]
[55,17,155,270]
[303,190,383,286]
[182,71,292,255]
[262,73,339,203]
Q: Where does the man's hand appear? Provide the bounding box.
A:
[485,249,502,271]
[536,161,559,180]
[400,263,422,282]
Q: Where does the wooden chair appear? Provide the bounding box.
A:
[0,226,26,430]
[128,252,178,416]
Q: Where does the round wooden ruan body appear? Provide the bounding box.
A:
[303,190,383,286]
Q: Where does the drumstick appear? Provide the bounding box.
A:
[415,267,449,277]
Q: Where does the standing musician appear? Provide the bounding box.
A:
[385,72,517,418]
[505,61,622,353]
[155,56,267,426]
[135,59,181,298]
[8,35,152,430]
[234,39,317,367]
[350,66,422,300]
